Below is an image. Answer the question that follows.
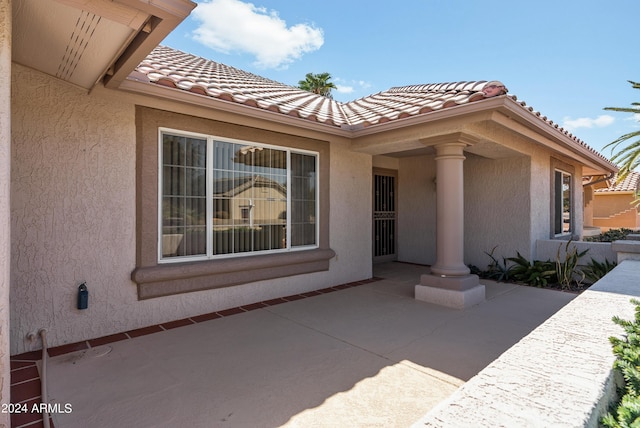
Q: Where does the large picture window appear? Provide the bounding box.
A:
[160,130,318,262]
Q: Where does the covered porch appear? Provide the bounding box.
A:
[11,262,575,428]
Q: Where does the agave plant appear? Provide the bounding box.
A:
[555,240,588,291]
[507,252,557,287]
[481,246,514,282]
[583,258,617,284]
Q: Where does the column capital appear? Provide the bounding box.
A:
[433,141,468,160]
[420,131,480,149]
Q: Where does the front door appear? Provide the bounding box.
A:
[373,169,397,262]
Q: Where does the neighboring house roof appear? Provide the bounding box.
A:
[214,176,287,197]
[595,172,640,193]
[130,45,615,170]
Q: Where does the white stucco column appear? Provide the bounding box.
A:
[430,142,470,276]
[0,0,11,423]
[415,140,485,309]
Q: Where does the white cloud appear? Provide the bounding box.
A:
[562,114,615,131]
[336,85,354,94]
[334,78,372,96]
[191,0,324,69]
[624,113,640,125]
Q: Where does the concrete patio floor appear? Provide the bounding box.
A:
[41,262,575,428]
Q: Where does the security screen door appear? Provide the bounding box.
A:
[373,169,397,262]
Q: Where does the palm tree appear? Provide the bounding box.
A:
[298,72,337,98]
[604,80,640,178]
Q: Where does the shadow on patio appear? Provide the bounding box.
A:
[13,262,575,428]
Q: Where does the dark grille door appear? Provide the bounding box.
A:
[373,171,397,262]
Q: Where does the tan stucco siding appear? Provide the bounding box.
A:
[397,155,437,265]
[593,193,638,217]
[372,155,399,171]
[329,142,373,279]
[592,193,640,230]
[11,64,139,355]
[467,121,585,254]
[0,0,11,421]
[464,154,531,269]
[10,65,370,354]
[529,146,553,252]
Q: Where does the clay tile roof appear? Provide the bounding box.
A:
[135,46,349,127]
[131,46,615,169]
[595,172,640,193]
[134,46,495,128]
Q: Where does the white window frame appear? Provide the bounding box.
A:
[157,128,319,263]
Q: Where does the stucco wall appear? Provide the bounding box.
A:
[397,155,437,265]
[372,155,399,171]
[594,193,638,218]
[0,0,11,422]
[394,145,589,271]
[397,152,536,269]
[464,154,531,269]
[10,65,371,355]
[329,143,372,277]
[528,146,552,256]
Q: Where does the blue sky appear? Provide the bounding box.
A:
[161,0,638,156]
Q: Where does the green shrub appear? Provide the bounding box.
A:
[555,241,588,291]
[603,299,640,427]
[583,258,618,284]
[507,252,557,287]
[476,245,597,291]
[585,228,635,242]
[477,246,514,282]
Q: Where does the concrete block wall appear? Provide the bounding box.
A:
[536,239,617,266]
[413,259,640,427]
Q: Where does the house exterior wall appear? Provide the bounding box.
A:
[397,155,437,265]
[0,0,11,421]
[464,154,531,269]
[592,193,640,231]
[593,193,638,218]
[465,121,586,261]
[10,64,371,355]
[394,151,532,269]
[584,185,595,227]
[528,146,552,254]
[372,155,399,171]
[393,148,573,270]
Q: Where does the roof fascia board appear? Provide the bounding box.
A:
[349,97,505,137]
[117,0,197,18]
[493,98,616,173]
[595,191,636,195]
[119,78,355,137]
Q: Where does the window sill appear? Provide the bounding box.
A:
[131,248,336,300]
[553,233,577,241]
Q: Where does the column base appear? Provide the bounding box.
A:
[415,274,485,309]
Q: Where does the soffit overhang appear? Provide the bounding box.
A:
[12,0,195,90]
[489,98,618,176]
[349,96,617,176]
